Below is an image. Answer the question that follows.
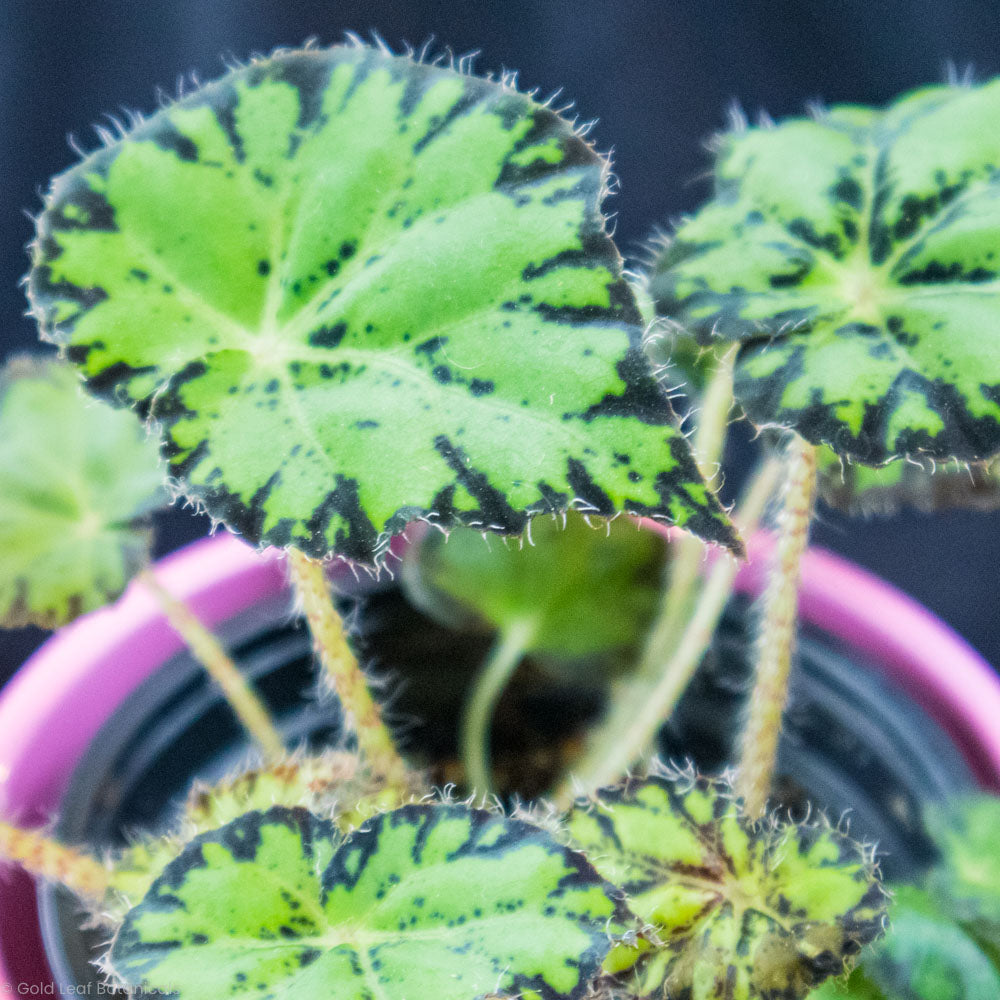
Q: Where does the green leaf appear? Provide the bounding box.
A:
[401,511,668,675]
[564,773,887,1000]
[109,804,634,1000]
[649,82,1000,465]
[863,886,1000,1000]
[807,972,887,999]
[30,44,737,563]
[108,752,376,914]
[0,356,165,629]
[925,796,1000,947]
[815,445,1000,515]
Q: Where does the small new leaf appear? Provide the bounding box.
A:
[31,44,737,563]
[650,82,1000,465]
[109,804,635,1000]
[564,774,887,1000]
[0,357,165,629]
[401,513,668,677]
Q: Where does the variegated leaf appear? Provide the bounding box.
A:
[0,356,165,628]
[30,44,737,563]
[109,804,634,1000]
[565,774,886,1000]
[816,445,1000,515]
[650,82,1000,465]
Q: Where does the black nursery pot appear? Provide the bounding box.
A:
[39,589,335,992]
[19,533,1000,993]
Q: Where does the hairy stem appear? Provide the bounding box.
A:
[638,346,738,682]
[736,435,818,818]
[461,618,537,800]
[690,344,739,491]
[140,569,285,762]
[286,549,409,797]
[0,821,107,902]
[559,455,784,805]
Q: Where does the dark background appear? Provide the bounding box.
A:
[3,0,1000,681]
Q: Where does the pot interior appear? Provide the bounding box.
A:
[40,583,975,992]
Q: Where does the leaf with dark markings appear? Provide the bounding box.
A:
[30,43,737,563]
[107,751,377,915]
[108,804,635,1000]
[649,81,1000,465]
[807,796,1000,1000]
[815,443,1000,515]
[0,357,165,629]
[564,773,887,1000]
[400,512,669,679]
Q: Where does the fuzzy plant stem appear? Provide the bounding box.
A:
[736,434,818,818]
[0,821,107,902]
[140,569,285,762]
[689,345,738,491]
[638,345,737,677]
[461,618,537,800]
[285,548,410,797]
[559,454,784,805]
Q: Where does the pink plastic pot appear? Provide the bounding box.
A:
[0,534,287,990]
[733,534,1000,792]
[1,530,999,989]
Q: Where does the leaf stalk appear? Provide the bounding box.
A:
[560,454,783,804]
[285,548,410,798]
[461,617,537,800]
[637,345,738,685]
[140,568,285,762]
[736,434,818,818]
[0,820,108,902]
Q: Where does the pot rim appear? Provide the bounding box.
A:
[1,528,999,988]
[0,533,287,990]
[736,532,1000,790]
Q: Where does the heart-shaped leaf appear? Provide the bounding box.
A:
[30,44,737,563]
[0,356,165,629]
[402,512,668,676]
[649,82,1000,465]
[109,804,634,1000]
[564,773,886,1000]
